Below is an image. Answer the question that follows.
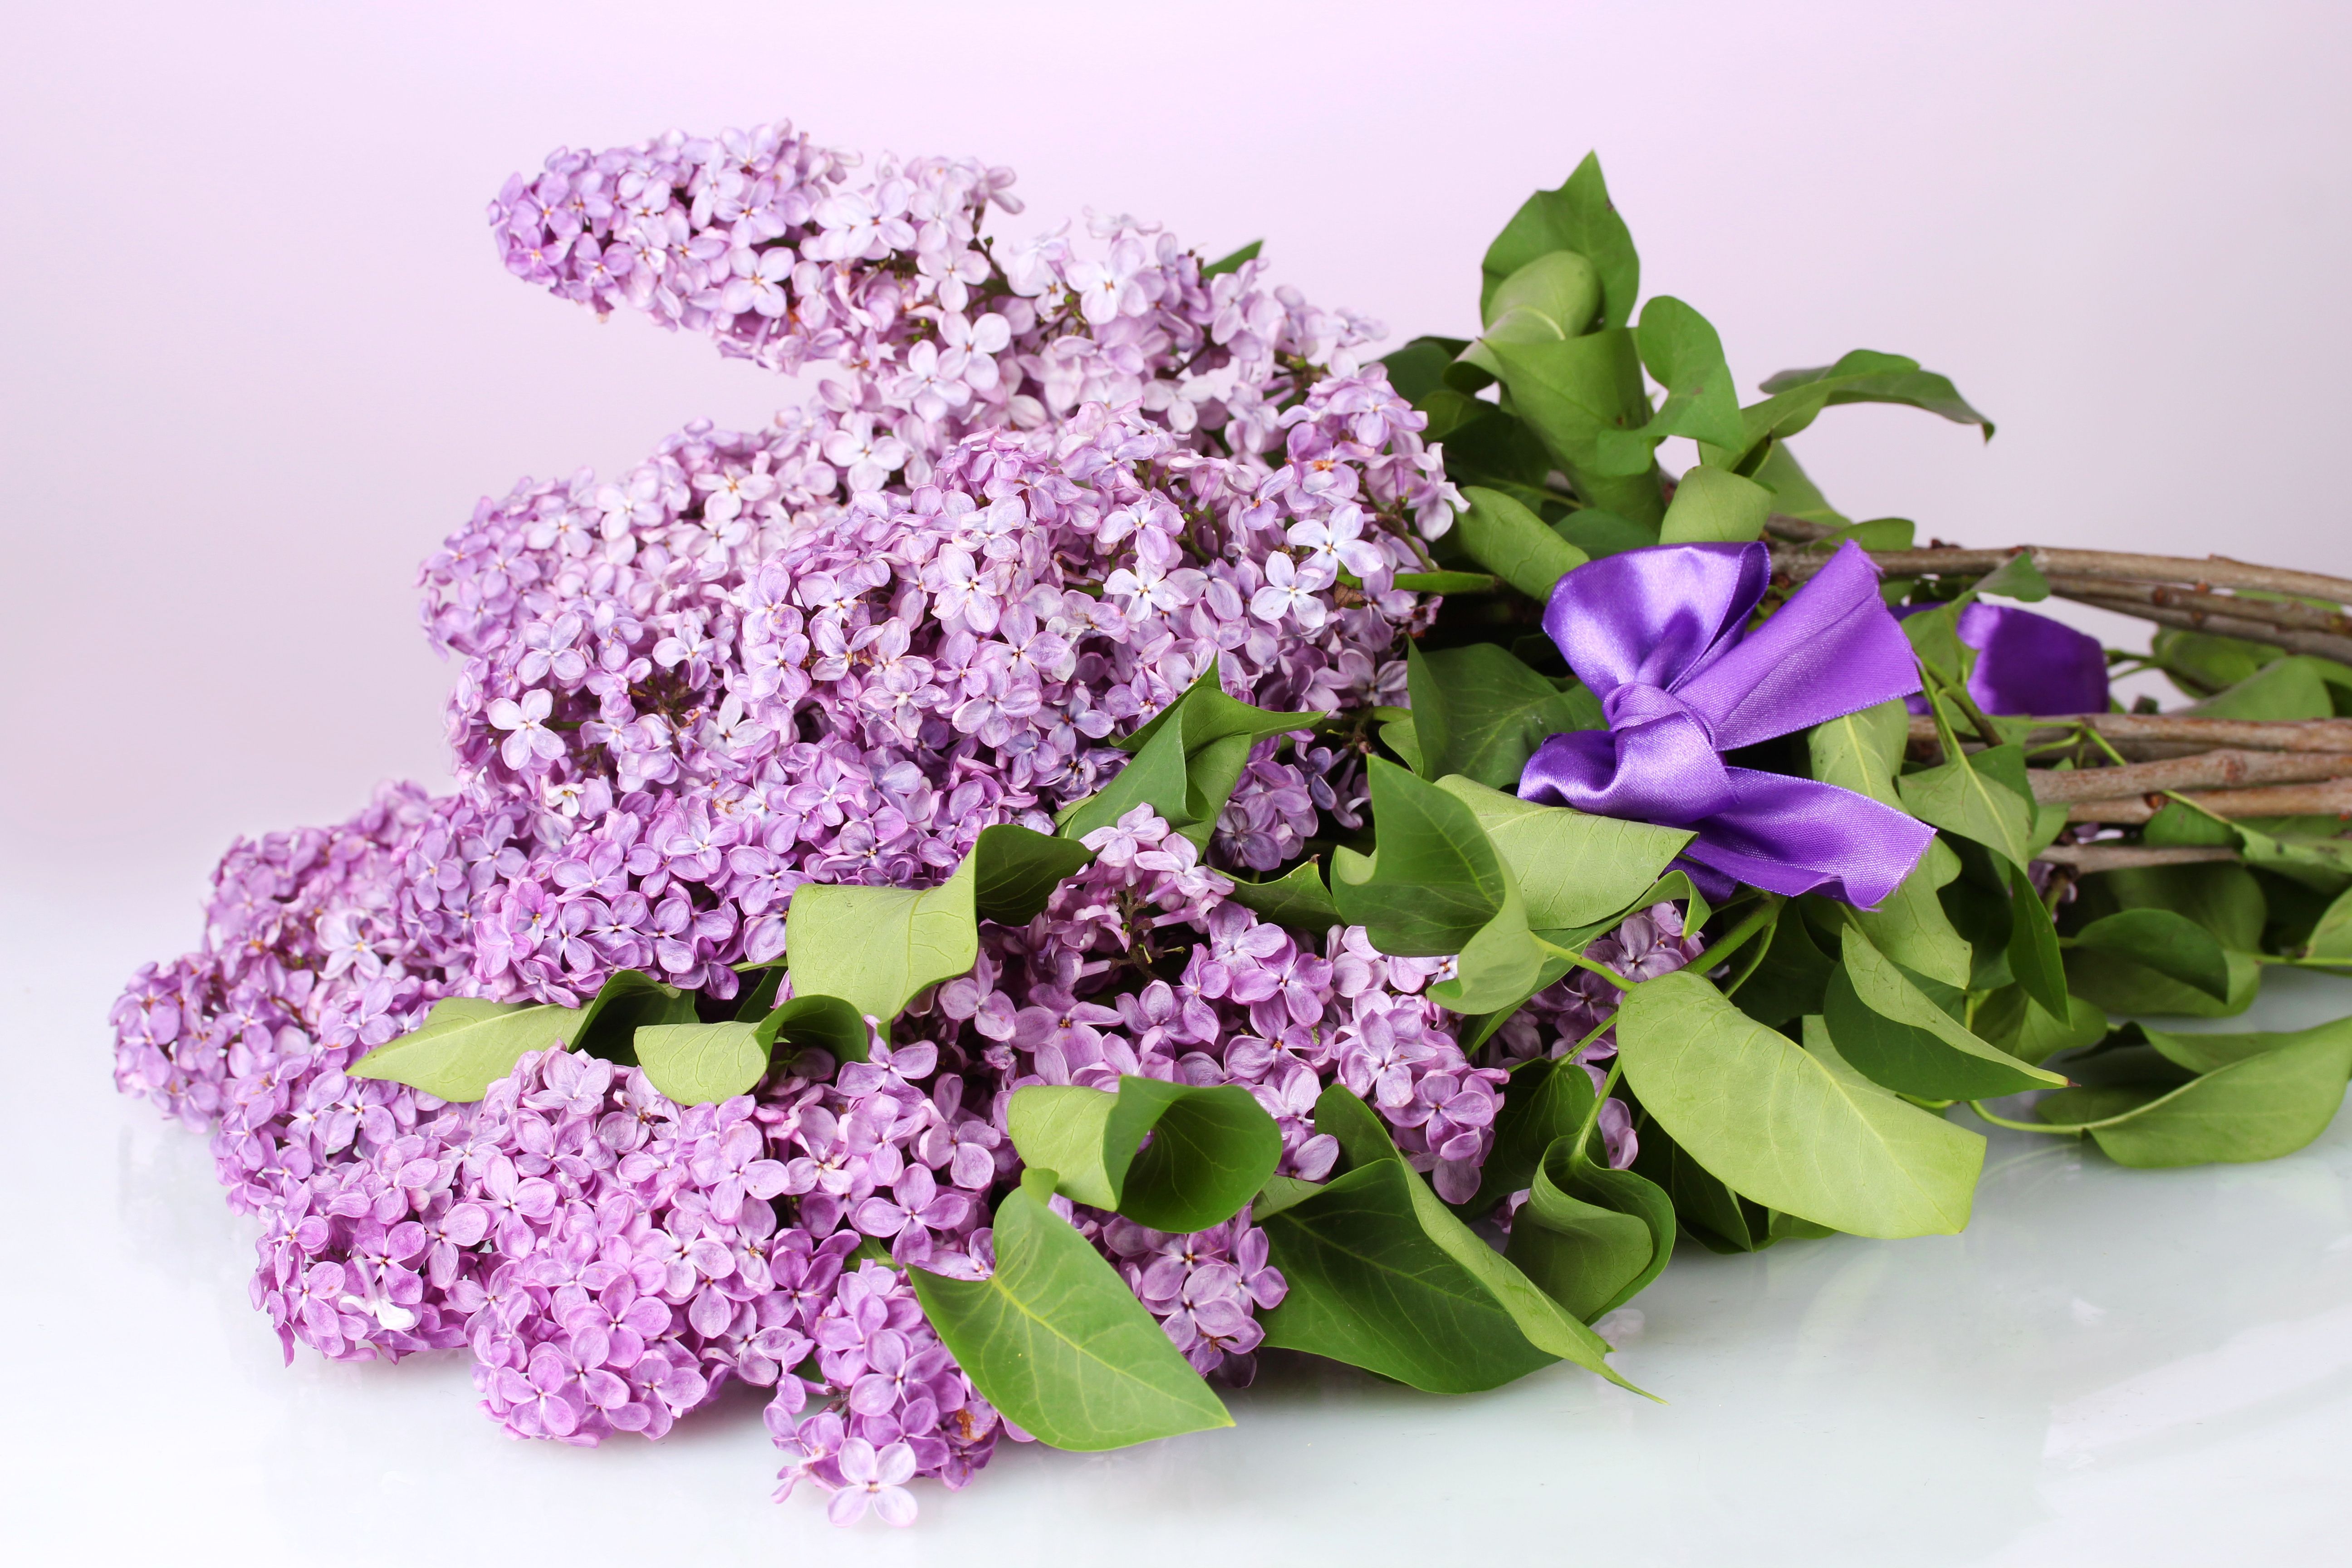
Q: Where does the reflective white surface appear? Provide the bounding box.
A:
[9,886,2350,1567]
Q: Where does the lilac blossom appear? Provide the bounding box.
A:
[105,112,1705,1529]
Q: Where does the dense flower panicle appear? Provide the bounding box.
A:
[110,114,1696,1525]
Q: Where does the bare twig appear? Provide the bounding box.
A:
[1908,714,2352,753]
[2055,591,2352,663]
[2064,779,2352,824]
[1773,542,2352,605]
[2042,576,2352,637]
[2025,748,2352,804]
[2033,843,2244,871]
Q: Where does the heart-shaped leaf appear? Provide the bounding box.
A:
[785,825,1093,1032]
[1406,641,1592,790]
[1823,924,2065,1098]
[1505,1135,1675,1322]
[2068,908,2233,1002]
[1479,153,1639,330]
[1436,774,1692,931]
[1451,485,1588,602]
[352,967,700,1102]
[910,1170,1233,1450]
[2033,1019,2352,1166]
[1615,971,1984,1238]
[1637,296,1747,454]
[1256,1086,1642,1395]
[1058,664,1322,846]
[1006,1076,1284,1234]
[1223,856,1342,933]
[350,997,577,1102]
[1897,745,2037,872]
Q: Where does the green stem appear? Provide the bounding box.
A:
[1570,1055,1626,1165]
[1532,936,1633,991]
[1718,897,1785,997]
[1919,657,2006,751]
[1699,899,1779,984]
[1965,1101,2077,1134]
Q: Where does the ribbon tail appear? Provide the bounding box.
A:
[1679,768,1935,909]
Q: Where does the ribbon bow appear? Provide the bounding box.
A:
[1518,539,1934,907]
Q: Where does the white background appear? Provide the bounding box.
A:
[5,2,2351,1562]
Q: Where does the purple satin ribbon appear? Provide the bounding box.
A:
[1518,539,1935,908]
[1898,602,2110,717]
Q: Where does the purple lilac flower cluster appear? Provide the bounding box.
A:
[110,116,1706,1524]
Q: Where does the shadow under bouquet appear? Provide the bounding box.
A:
[111,112,2352,1527]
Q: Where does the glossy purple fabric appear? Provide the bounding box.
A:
[1518,540,1935,908]
[1898,602,2111,717]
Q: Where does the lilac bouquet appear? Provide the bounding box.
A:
[114,111,2352,1526]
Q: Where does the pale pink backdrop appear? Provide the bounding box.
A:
[5,0,2348,907]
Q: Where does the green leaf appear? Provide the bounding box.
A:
[1975,551,2052,602]
[1637,296,1747,453]
[350,997,578,1102]
[1486,330,1656,479]
[1505,1136,1675,1321]
[2305,882,2352,961]
[573,968,701,1062]
[785,824,1092,1031]
[1378,712,1423,773]
[1749,441,1851,528]
[1434,774,1693,931]
[1060,664,1322,846]
[1458,1055,1599,1218]
[1479,153,1640,330]
[2185,656,2333,720]
[2151,627,2283,698]
[1823,924,2065,1098]
[1222,857,1343,932]
[1258,1158,1561,1393]
[1734,349,1995,466]
[731,965,787,1021]
[2033,1020,2352,1166]
[2069,908,2232,1001]
[1256,1086,1642,1394]
[1730,905,1838,1027]
[1808,701,1972,986]
[1431,871,1543,1015]
[2083,861,2268,951]
[970,823,1097,923]
[1808,699,1910,804]
[1975,985,2109,1063]
[2065,946,2261,1019]
[1484,249,1603,335]
[910,1170,1233,1450]
[1897,744,2036,871]
[2141,1017,2352,1075]
[784,858,980,1028]
[1453,485,1588,601]
[1553,506,1658,559]
[1455,302,1567,385]
[633,988,868,1104]
[1200,240,1261,278]
[1392,570,1499,594]
[1658,465,1772,544]
[1331,757,1522,956]
[1006,1076,1284,1234]
[1628,1112,1765,1252]
[1405,642,1590,790]
[2004,862,2070,1018]
[1614,972,1985,1237]
[633,1020,770,1104]
[755,991,872,1062]
[1379,335,1471,403]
